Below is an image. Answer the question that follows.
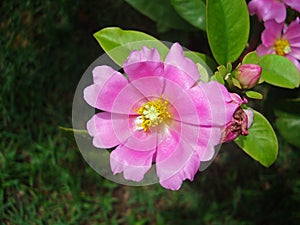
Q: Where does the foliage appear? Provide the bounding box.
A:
[234,110,278,167]
[206,0,250,65]
[94,27,169,66]
[259,54,300,89]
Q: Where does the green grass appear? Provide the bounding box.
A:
[1,1,300,224]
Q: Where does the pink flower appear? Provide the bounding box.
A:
[248,0,300,23]
[236,64,262,89]
[83,43,243,190]
[257,18,300,71]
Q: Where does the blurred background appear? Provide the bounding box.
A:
[1,1,300,224]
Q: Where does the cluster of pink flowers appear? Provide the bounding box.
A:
[248,0,300,71]
[84,43,253,190]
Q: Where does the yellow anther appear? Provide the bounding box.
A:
[274,39,291,56]
[135,98,171,132]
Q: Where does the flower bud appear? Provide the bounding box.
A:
[235,64,262,89]
[221,108,254,143]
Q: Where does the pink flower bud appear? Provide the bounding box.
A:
[236,64,262,89]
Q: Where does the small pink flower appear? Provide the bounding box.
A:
[236,64,262,89]
[83,43,243,190]
[257,18,300,71]
[248,0,300,23]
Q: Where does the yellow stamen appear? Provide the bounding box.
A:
[135,98,171,132]
[274,39,291,56]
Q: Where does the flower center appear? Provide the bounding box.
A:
[274,39,291,56]
[134,98,171,132]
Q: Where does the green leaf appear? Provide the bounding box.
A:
[206,0,250,65]
[231,77,242,89]
[275,99,300,148]
[211,74,225,84]
[242,51,259,64]
[94,27,169,66]
[211,64,228,84]
[124,0,193,30]
[58,126,90,140]
[259,54,300,89]
[245,90,263,99]
[170,0,206,30]
[276,110,300,148]
[217,65,227,76]
[197,63,209,82]
[226,62,232,72]
[235,110,278,167]
[212,75,224,84]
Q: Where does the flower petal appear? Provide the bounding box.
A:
[111,113,159,151]
[110,144,155,182]
[123,46,164,81]
[261,20,284,47]
[155,130,199,190]
[83,66,128,112]
[170,120,221,162]
[162,79,200,125]
[257,44,275,56]
[248,0,272,20]
[155,129,181,163]
[187,85,214,126]
[289,37,300,47]
[159,153,200,190]
[123,129,159,152]
[188,81,240,126]
[130,76,165,99]
[283,18,300,40]
[87,112,125,148]
[111,83,147,114]
[284,0,300,12]
[264,2,286,23]
[196,127,221,161]
[164,43,200,89]
[289,48,300,60]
